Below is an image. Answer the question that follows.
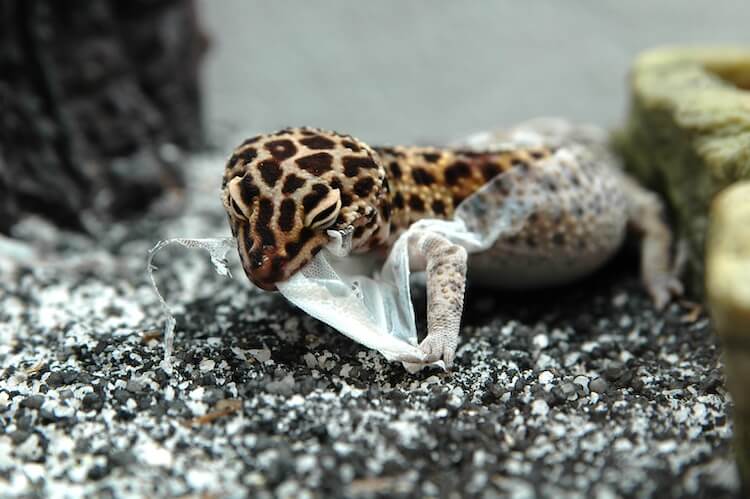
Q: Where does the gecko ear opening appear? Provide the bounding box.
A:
[306,189,342,230]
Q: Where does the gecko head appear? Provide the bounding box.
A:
[221,127,391,291]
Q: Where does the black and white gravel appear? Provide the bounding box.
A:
[0,156,740,498]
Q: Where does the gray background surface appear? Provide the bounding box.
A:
[200,1,749,144]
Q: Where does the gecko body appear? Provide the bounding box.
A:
[221,123,681,368]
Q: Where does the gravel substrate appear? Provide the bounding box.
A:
[0,155,740,498]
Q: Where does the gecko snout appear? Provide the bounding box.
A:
[239,226,331,292]
[239,242,288,292]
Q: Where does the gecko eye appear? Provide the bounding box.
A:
[226,177,252,221]
[229,198,246,220]
[306,189,342,230]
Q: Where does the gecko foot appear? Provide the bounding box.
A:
[419,330,459,370]
[645,273,684,310]
[643,237,687,309]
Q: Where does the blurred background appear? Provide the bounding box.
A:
[2,1,749,234]
[201,1,750,145]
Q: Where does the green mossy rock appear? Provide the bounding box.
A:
[614,46,750,293]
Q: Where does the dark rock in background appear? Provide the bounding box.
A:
[0,0,205,233]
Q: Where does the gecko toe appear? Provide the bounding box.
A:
[419,335,458,368]
[443,349,456,370]
[418,336,443,363]
[670,278,684,296]
[647,275,684,310]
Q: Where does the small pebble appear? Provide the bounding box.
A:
[81,392,102,411]
[533,334,550,350]
[531,399,550,417]
[21,395,44,410]
[126,380,143,393]
[199,359,215,372]
[46,371,64,388]
[590,378,608,393]
[538,371,554,384]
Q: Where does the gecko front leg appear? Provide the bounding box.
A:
[409,230,468,369]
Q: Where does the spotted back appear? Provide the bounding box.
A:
[374,145,555,241]
[222,127,390,290]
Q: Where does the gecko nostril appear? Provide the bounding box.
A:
[250,250,264,269]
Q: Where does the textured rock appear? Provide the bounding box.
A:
[0,0,205,233]
[613,46,750,293]
[706,181,750,490]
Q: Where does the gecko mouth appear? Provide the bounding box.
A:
[233,225,284,291]
[249,274,280,292]
[240,247,289,292]
[235,221,331,292]
[239,241,324,292]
